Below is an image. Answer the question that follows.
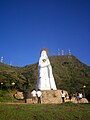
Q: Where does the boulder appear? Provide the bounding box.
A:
[14,92,24,100]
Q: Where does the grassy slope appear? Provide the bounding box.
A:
[0,102,90,120]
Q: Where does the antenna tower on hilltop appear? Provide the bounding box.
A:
[10,61,12,66]
[58,49,60,56]
[0,56,3,63]
[69,49,71,55]
[61,50,64,55]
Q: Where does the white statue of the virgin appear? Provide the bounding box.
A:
[36,49,57,90]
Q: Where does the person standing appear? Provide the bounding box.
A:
[31,89,37,104]
[69,94,72,101]
[36,89,42,104]
[79,92,83,102]
[76,92,79,103]
[61,90,65,103]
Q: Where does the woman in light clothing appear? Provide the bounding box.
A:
[36,89,42,104]
[31,89,37,104]
[61,90,65,103]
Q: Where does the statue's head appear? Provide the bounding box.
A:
[40,48,48,54]
[40,48,48,61]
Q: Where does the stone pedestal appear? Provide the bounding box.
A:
[41,90,62,104]
[26,90,62,104]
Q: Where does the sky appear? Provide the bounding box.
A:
[0,0,90,66]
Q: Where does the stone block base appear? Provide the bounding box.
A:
[41,90,62,104]
[26,90,62,104]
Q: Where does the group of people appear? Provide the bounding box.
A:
[31,89,83,104]
[61,90,83,103]
[31,89,42,104]
[31,89,71,104]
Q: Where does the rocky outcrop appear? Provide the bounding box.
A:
[69,97,89,103]
[14,92,24,100]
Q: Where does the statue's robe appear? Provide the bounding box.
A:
[36,50,57,90]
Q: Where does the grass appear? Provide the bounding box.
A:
[0,102,90,120]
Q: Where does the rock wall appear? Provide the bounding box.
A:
[13,90,89,104]
[26,90,62,104]
[41,90,62,103]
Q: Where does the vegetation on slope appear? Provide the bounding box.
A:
[0,55,90,101]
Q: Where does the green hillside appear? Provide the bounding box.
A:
[0,55,90,101]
